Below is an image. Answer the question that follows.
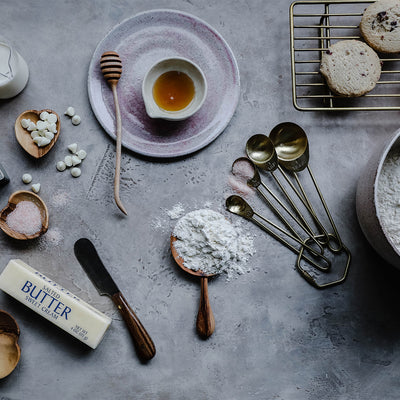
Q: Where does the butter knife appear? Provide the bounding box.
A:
[74,238,156,361]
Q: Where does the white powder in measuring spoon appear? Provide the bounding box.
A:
[172,209,255,277]
[377,146,400,249]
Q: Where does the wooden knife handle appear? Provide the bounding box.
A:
[111,292,156,361]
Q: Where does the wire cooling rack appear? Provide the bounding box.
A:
[290,0,400,111]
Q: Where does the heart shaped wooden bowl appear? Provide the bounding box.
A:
[0,190,49,240]
[15,109,60,158]
[0,310,21,379]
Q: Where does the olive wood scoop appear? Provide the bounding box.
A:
[100,51,127,215]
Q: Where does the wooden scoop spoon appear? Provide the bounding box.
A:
[0,310,21,379]
[171,236,215,339]
[0,190,49,240]
[15,109,60,158]
[100,51,127,215]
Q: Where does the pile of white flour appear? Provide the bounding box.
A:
[172,209,255,277]
[377,146,400,249]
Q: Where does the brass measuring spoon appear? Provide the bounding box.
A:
[232,157,325,257]
[246,135,318,240]
[225,195,330,272]
[269,122,343,252]
[170,236,215,339]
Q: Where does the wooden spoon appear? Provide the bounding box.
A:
[0,310,21,379]
[15,109,60,158]
[170,235,215,339]
[100,51,127,215]
[0,190,49,240]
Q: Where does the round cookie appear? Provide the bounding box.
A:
[360,0,400,53]
[320,40,381,97]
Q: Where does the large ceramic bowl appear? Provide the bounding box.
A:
[356,128,400,268]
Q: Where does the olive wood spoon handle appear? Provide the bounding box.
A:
[111,291,156,361]
[100,51,128,215]
[196,276,215,338]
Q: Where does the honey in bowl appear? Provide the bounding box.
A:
[152,71,195,112]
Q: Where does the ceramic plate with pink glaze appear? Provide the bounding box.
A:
[88,9,240,158]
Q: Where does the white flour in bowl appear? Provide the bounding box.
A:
[172,209,255,278]
[377,146,400,249]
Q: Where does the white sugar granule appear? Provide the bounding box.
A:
[172,209,255,278]
[377,147,400,249]
[39,228,63,249]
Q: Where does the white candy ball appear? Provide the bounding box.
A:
[71,167,81,178]
[21,119,30,129]
[22,173,32,184]
[31,183,41,193]
[67,143,78,153]
[47,113,58,124]
[64,106,75,117]
[56,161,66,172]
[27,121,37,131]
[76,149,87,160]
[64,155,73,167]
[48,122,57,133]
[71,115,81,125]
[44,131,54,140]
[71,155,81,166]
[40,111,49,121]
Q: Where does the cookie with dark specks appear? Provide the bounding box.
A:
[360,0,400,54]
[320,40,381,97]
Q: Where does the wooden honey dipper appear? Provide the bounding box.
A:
[100,51,127,215]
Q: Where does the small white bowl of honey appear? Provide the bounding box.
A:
[142,57,207,121]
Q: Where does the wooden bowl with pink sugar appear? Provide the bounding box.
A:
[0,190,48,240]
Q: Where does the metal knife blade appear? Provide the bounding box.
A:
[74,238,119,297]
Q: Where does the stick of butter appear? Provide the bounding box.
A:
[0,259,112,349]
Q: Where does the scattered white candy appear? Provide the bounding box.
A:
[71,155,81,166]
[40,111,49,121]
[71,115,81,125]
[64,106,75,117]
[22,173,32,184]
[31,183,41,193]
[67,143,78,153]
[56,161,66,171]
[47,113,58,124]
[21,119,30,129]
[71,167,81,178]
[27,121,37,131]
[44,131,54,140]
[76,149,87,160]
[64,155,73,167]
[36,120,48,131]
[30,131,40,139]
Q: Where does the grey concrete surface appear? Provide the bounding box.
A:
[1,0,400,399]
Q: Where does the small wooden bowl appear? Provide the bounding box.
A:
[15,109,60,158]
[0,310,21,379]
[0,190,49,240]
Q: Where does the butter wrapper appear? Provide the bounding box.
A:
[0,259,111,349]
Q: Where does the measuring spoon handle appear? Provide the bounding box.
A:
[196,277,215,339]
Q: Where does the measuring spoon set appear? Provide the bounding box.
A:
[226,122,351,289]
